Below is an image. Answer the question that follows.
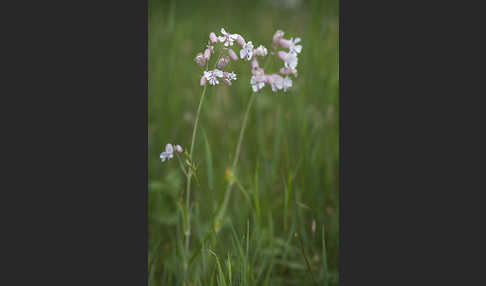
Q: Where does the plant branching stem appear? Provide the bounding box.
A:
[185,83,207,262]
[215,91,257,223]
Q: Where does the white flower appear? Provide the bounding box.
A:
[160,144,174,162]
[240,41,254,61]
[254,45,268,57]
[226,72,237,81]
[250,75,265,92]
[160,143,183,162]
[222,71,237,86]
[269,75,284,92]
[279,51,298,69]
[213,69,223,78]
[283,76,293,91]
[288,37,302,54]
[204,69,224,85]
[218,28,238,47]
[285,52,298,69]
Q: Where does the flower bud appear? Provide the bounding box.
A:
[222,78,232,86]
[209,32,218,43]
[200,75,207,86]
[273,30,285,47]
[217,56,230,69]
[195,52,206,67]
[279,38,291,49]
[251,57,260,70]
[228,49,238,61]
[280,67,297,76]
[204,48,211,60]
[278,51,288,61]
[236,35,246,47]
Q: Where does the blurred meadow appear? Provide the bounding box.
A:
[148,0,339,285]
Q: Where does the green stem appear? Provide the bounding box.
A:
[185,83,207,264]
[214,91,257,224]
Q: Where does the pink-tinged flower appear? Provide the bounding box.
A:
[280,67,298,76]
[251,57,260,70]
[282,76,292,91]
[225,71,237,81]
[200,75,207,86]
[175,145,183,153]
[278,51,298,69]
[222,72,236,86]
[265,74,284,92]
[217,56,230,69]
[204,69,224,85]
[204,48,212,60]
[240,41,254,60]
[218,28,238,47]
[209,32,219,43]
[228,49,238,61]
[280,37,302,54]
[250,75,265,92]
[195,52,206,67]
[254,45,268,57]
[273,30,285,47]
[250,68,265,92]
[236,35,246,47]
[160,144,174,162]
[222,78,232,86]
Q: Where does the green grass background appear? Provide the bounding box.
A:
[148,0,339,284]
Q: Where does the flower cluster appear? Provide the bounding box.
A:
[195,28,243,87]
[160,143,183,162]
[194,28,301,94]
[249,30,302,93]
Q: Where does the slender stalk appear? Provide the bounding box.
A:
[214,91,257,223]
[213,55,271,225]
[185,83,207,266]
[296,232,318,286]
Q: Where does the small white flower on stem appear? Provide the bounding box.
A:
[218,28,238,47]
[213,69,223,78]
[254,45,268,57]
[175,145,183,153]
[288,37,302,54]
[204,69,224,85]
[283,76,292,91]
[222,71,237,86]
[278,51,298,69]
[209,32,219,43]
[195,52,206,67]
[204,71,218,85]
[250,76,265,92]
[228,49,238,61]
[266,74,284,92]
[279,37,302,54]
[160,143,174,162]
[250,68,265,92]
[240,41,254,61]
